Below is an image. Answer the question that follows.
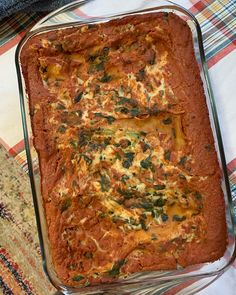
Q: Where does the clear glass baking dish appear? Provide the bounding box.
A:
[15,0,236,294]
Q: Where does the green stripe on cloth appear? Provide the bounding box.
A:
[189,0,236,62]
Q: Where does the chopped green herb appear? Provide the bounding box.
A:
[130,108,140,117]
[140,156,152,169]
[154,198,166,207]
[82,154,92,165]
[95,61,105,71]
[152,209,161,218]
[61,198,72,213]
[40,66,48,74]
[154,184,166,190]
[151,233,158,240]
[74,91,83,103]
[107,259,127,277]
[88,54,97,62]
[57,125,67,133]
[115,107,130,114]
[162,117,172,125]
[142,143,150,152]
[140,131,147,136]
[100,73,112,83]
[112,215,120,223]
[84,252,93,259]
[173,215,186,222]
[161,213,169,222]
[137,69,145,81]
[122,152,135,169]
[119,139,131,148]
[94,112,115,124]
[149,54,156,65]
[127,131,140,139]
[164,150,171,161]
[117,188,134,199]
[104,137,111,146]
[72,275,85,282]
[140,219,148,231]
[106,116,116,124]
[103,47,110,54]
[194,191,203,200]
[184,187,192,194]
[68,263,77,270]
[198,204,203,210]
[99,212,107,218]
[56,103,66,110]
[115,153,122,161]
[117,97,136,106]
[141,201,153,211]
[121,174,129,183]
[179,156,187,166]
[204,144,211,151]
[70,139,78,149]
[78,130,90,147]
[179,173,186,180]
[55,79,62,87]
[100,174,110,192]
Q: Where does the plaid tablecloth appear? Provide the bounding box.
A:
[0,0,236,294]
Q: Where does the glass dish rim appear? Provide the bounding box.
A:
[15,0,236,292]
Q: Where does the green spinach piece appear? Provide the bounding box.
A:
[172,215,186,222]
[140,155,152,169]
[72,275,85,282]
[122,152,135,169]
[179,156,187,166]
[164,150,171,161]
[154,184,166,190]
[61,198,72,213]
[100,174,110,192]
[107,259,127,277]
[162,117,172,125]
[74,91,83,103]
[100,73,112,83]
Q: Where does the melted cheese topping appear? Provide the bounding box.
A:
[35,13,208,285]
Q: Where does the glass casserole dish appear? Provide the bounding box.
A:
[15,0,236,294]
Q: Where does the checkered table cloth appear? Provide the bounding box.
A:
[0,0,236,294]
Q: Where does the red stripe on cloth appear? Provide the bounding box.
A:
[0,31,25,55]
[8,139,25,157]
[227,157,236,173]
[207,42,236,68]
[189,1,206,14]
[190,1,235,43]
[74,7,90,18]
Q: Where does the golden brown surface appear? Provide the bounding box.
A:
[20,12,227,287]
